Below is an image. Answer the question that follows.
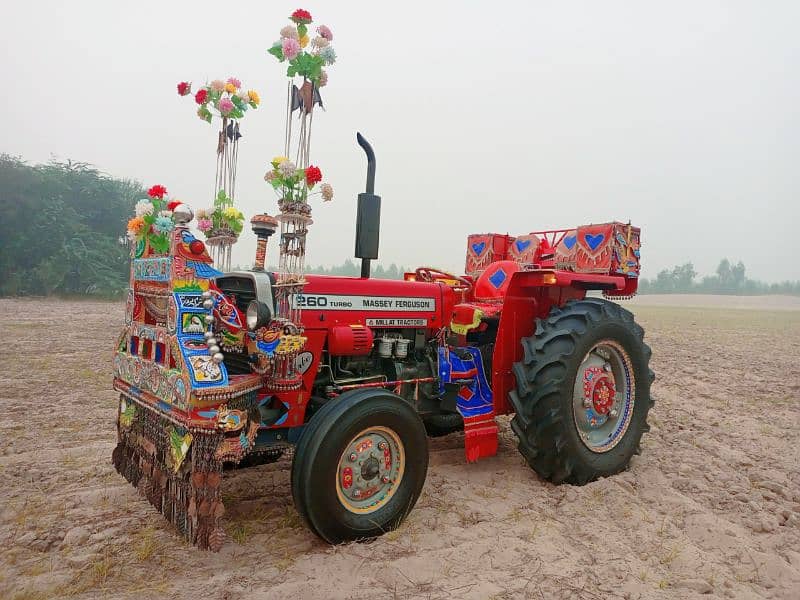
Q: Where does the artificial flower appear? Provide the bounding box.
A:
[319,70,328,87]
[195,208,209,219]
[127,229,138,242]
[272,155,289,167]
[320,182,334,201]
[219,97,234,115]
[223,206,242,219]
[319,46,336,65]
[177,81,191,96]
[148,184,167,199]
[264,170,276,182]
[236,90,250,104]
[225,82,237,94]
[282,37,301,60]
[195,88,208,104]
[154,215,174,234]
[210,79,225,92]
[280,25,299,40]
[159,210,173,219]
[167,200,181,211]
[197,218,213,232]
[291,8,312,24]
[312,36,329,48]
[135,199,154,217]
[317,25,333,41]
[127,216,145,234]
[248,89,260,105]
[227,77,242,89]
[278,160,297,177]
[299,34,309,48]
[305,165,322,186]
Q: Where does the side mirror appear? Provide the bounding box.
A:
[246,300,272,331]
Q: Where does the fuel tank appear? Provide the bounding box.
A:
[297,275,455,332]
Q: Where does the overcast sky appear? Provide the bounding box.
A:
[2,1,798,281]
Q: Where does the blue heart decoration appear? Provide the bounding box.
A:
[563,235,577,250]
[514,238,532,253]
[471,241,487,256]
[585,233,605,251]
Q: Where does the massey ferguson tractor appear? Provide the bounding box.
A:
[112,135,653,550]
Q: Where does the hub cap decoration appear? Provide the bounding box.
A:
[336,426,405,514]
[572,340,635,453]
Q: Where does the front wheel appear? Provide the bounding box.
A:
[291,389,429,543]
[509,298,654,485]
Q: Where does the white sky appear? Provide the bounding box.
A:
[2,1,798,281]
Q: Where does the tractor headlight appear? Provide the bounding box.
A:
[246,300,271,331]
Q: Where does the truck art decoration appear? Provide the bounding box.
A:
[113,8,653,551]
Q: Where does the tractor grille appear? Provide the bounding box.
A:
[216,276,257,314]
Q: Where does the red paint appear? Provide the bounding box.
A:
[341,467,352,489]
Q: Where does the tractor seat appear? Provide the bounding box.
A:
[473,260,521,301]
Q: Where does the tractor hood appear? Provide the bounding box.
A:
[297,275,455,331]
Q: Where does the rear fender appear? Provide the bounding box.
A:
[491,271,586,415]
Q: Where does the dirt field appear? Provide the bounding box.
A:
[1,296,799,600]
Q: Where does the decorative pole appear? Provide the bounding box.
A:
[250,214,278,271]
[263,8,336,389]
[177,78,260,271]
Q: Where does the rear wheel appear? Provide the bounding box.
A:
[291,389,428,543]
[509,298,654,484]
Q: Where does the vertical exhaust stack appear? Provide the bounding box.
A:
[354,132,381,278]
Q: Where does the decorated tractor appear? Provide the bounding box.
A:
[112,9,653,550]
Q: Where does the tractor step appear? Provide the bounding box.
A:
[463,415,499,463]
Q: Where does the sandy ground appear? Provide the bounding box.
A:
[1,296,799,600]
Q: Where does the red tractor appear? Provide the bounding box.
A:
[113,135,653,548]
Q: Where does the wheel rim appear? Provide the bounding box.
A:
[335,426,405,514]
[572,340,635,453]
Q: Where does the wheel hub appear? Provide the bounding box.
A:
[573,341,635,453]
[336,426,405,514]
[583,366,617,416]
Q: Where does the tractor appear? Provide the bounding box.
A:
[112,135,653,549]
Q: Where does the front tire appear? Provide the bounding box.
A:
[291,389,429,543]
[509,298,654,485]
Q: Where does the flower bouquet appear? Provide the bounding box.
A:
[127,185,177,256]
[264,156,333,217]
[178,78,260,123]
[196,190,245,240]
[267,9,336,97]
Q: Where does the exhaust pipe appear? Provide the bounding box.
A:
[354,132,381,278]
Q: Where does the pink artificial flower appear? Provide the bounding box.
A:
[219,97,234,115]
[197,218,213,232]
[317,25,332,41]
[227,77,241,88]
[210,79,225,92]
[282,37,301,60]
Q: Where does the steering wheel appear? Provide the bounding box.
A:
[415,267,473,293]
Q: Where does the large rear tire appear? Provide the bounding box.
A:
[509,298,654,485]
[291,389,429,543]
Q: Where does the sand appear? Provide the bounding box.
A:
[1,296,799,600]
